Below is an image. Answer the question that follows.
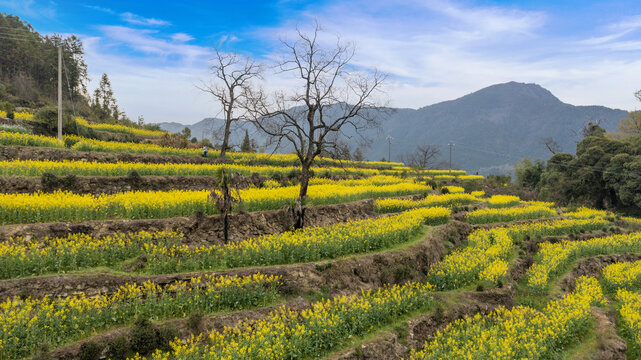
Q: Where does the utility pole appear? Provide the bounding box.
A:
[448,142,454,173]
[57,45,62,142]
[386,135,392,162]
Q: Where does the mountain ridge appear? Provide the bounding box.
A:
[156,82,628,174]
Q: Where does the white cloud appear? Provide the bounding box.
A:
[171,33,194,42]
[120,12,170,27]
[80,0,641,125]
[98,26,209,64]
[0,0,55,18]
[251,0,641,111]
[83,4,114,14]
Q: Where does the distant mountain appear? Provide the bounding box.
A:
[156,82,628,174]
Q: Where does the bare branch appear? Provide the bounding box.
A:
[401,144,441,170]
[198,49,263,158]
[540,137,560,155]
[242,23,387,228]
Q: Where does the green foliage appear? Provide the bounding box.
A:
[240,129,252,152]
[0,14,87,105]
[200,138,213,147]
[181,126,191,139]
[107,335,129,360]
[531,123,641,214]
[79,341,103,360]
[34,106,77,133]
[130,318,159,356]
[514,158,544,190]
[486,174,511,187]
[0,124,30,134]
[186,312,204,333]
[0,100,14,113]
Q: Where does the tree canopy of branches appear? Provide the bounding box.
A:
[200,50,262,159]
[245,24,386,228]
[401,144,440,170]
[0,13,87,105]
[541,137,561,154]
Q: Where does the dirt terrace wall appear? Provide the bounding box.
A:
[0,174,266,195]
[0,198,377,244]
[0,221,473,301]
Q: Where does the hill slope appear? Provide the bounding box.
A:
[157,82,628,174]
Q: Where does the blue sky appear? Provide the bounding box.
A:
[2,0,641,124]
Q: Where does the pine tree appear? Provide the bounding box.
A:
[92,73,117,120]
[240,129,252,152]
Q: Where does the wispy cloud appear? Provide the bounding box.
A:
[99,26,208,62]
[120,12,170,27]
[83,4,114,14]
[0,0,55,18]
[171,32,194,42]
[77,0,641,124]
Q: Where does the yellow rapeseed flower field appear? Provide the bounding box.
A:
[0,182,432,224]
[465,205,557,224]
[486,194,520,208]
[526,231,641,293]
[616,289,641,358]
[410,276,605,360]
[427,218,610,290]
[146,206,450,273]
[0,159,410,178]
[132,281,434,360]
[374,193,478,213]
[75,117,167,137]
[12,111,33,121]
[0,273,280,359]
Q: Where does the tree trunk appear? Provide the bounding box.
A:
[294,163,310,229]
[219,119,232,160]
[222,209,229,244]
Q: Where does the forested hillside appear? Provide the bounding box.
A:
[0,13,86,106]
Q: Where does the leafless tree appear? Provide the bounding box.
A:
[540,137,560,155]
[570,118,604,142]
[199,50,262,159]
[401,144,441,169]
[635,89,641,102]
[244,23,386,228]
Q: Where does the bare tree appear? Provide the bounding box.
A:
[199,50,262,159]
[635,89,641,102]
[401,144,440,169]
[540,137,560,155]
[208,168,242,244]
[245,23,386,228]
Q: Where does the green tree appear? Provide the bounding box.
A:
[181,127,192,139]
[240,129,252,152]
[92,73,118,120]
[514,158,544,190]
[617,111,641,138]
[0,14,87,104]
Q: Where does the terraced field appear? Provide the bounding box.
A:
[2,130,641,360]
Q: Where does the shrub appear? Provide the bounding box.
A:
[107,335,130,360]
[79,342,103,360]
[187,312,204,333]
[157,325,180,351]
[129,318,160,356]
[34,106,77,133]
